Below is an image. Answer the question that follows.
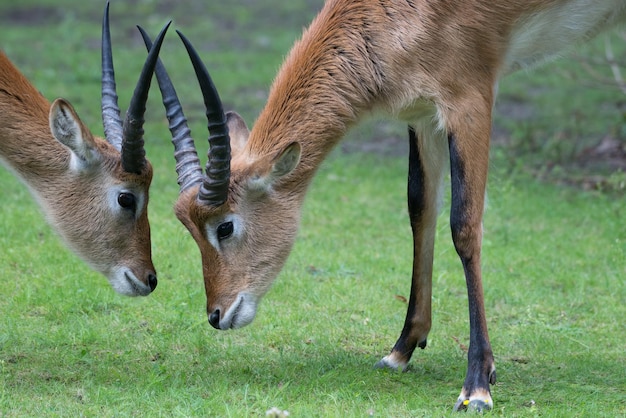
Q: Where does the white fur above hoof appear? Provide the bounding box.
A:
[374,355,408,371]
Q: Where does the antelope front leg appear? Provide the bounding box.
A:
[376,124,447,370]
[448,131,496,412]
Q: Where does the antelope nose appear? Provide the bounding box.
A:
[208,309,221,329]
[147,273,158,292]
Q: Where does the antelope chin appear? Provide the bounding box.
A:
[108,266,151,297]
[219,292,258,330]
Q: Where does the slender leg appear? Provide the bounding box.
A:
[376,123,447,370]
[448,131,496,412]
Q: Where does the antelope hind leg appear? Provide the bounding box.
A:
[376,123,447,370]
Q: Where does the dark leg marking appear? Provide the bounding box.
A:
[448,132,495,412]
[376,125,436,370]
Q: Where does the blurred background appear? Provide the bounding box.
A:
[1,0,625,193]
[1,2,624,416]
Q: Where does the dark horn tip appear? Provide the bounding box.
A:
[119,19,171,175]
[175,29,194,49]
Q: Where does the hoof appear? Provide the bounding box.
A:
[454,398,493,413]
[374,356,408,372]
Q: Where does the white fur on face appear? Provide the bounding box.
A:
[219,292,259,329]
[204,213,244,251]
[108,265,151,296]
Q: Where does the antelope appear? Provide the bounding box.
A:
[0,4,170,296]
[142,0,625,411]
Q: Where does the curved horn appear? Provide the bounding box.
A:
[120,20,171,174]
[177,30,231,207]
[101,1,123,150]
[137,26,203,192]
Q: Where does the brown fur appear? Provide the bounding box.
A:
[172,0,626,410]
[0,51,156,295]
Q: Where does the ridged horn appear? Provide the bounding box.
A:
[101,1,123,150]
[100,1,171,174]
[137,26,203,192]
[177,30,231,207]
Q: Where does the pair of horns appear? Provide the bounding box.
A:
[138,27,231,207]
[101,2,171,174]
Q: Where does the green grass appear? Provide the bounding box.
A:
[1,1,625,417]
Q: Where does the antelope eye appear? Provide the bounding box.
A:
[117,192,137,211]
[216,221,234,241]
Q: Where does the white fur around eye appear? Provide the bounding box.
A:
[107,186,144,219]
[205,214,243,251]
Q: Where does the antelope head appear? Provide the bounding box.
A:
[43,4,170,296]
[140,29,301,326]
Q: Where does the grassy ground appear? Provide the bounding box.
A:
[1,0,625,416]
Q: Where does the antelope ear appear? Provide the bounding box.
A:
[247,142,301,192]
[271,142,301,179]
[226,111,250,156]
[50,98,100,170]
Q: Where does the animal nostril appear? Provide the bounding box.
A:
[147,273,157,292]
[208,309,221,329]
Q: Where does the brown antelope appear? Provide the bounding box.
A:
[0,4,170,296]
[142,0,625,411]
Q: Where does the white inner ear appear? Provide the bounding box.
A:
[271,142,301,178]
[248,142,302,191]
[49,99,100,171]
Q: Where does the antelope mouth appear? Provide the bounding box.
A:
[106,268,152,297]
[216,293,258,330]
[125,273,151,296]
